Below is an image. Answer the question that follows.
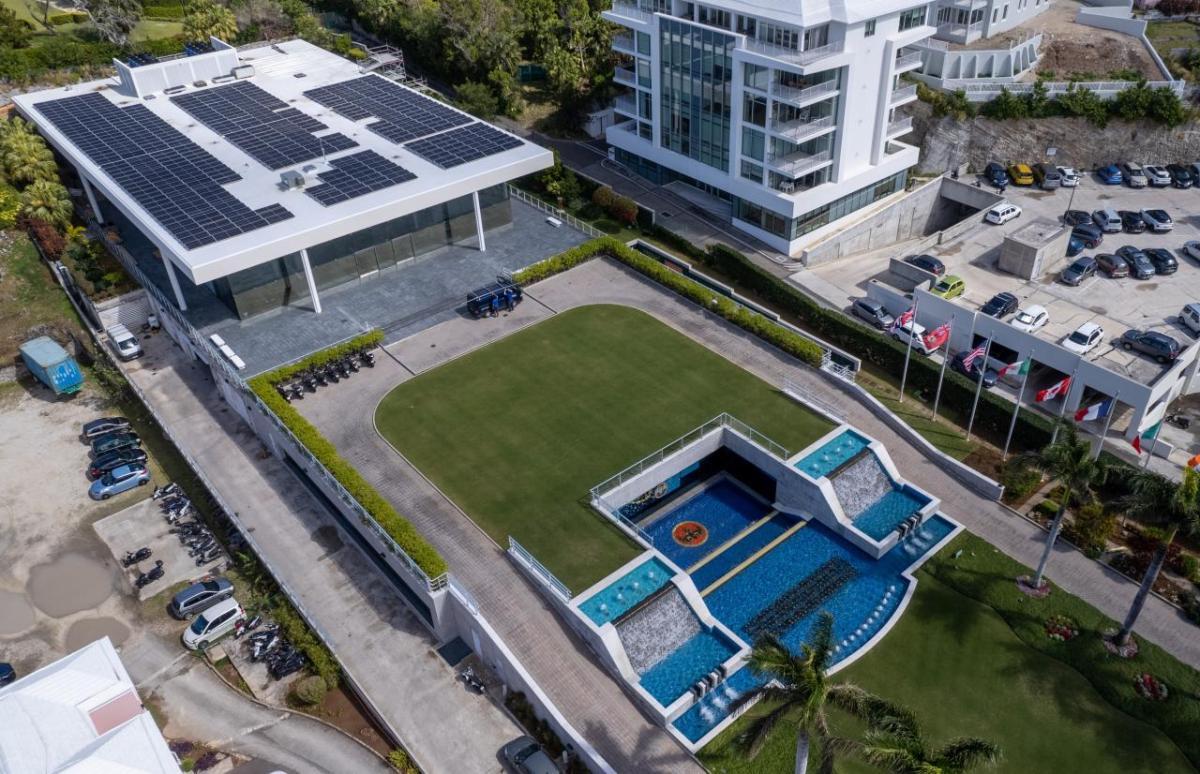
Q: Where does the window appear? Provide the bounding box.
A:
[803,24,829,50]
[659,20,735,172]
[742,94,766,126]
[736,15,756,37]
[898,7,926,31]
[1002,4,1008,20]
[697,5,731,29]
[740,160,763,183]
[758,22,799,50]
[743,63,768,91]
[992,8,998,22]
[864,19,876,37]
[636,31,651,55]
[741,127,764,161]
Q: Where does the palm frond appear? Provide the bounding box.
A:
[934,737,1002,771]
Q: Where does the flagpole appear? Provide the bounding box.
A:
[1002,347,1034,461]
[931,317,957,419]
[1049,363,1079,444]
[1094,391,1119,461]
[1142,421,1161,469]
[965,334,993,442]
[898,296,919,404]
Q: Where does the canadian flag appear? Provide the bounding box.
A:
[1036,376,1071,403]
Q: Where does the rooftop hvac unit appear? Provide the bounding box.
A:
[280,170,307,189]
[232,65,255,80]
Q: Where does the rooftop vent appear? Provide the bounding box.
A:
[280,170,308,189]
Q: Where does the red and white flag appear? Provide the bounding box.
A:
[1036,376,1071,403]
[961,341,987,370]
[923,321,951,351]
[890,306,915,332]
[1074,397,1113,423]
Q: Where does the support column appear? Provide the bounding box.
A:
[299,248,322,314]
[472,191,487,252]
[161,252,187,312]
[81,176,104,224]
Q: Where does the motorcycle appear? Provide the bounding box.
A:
[134,560,164,589]
[1166,414,1191,430]
[459,665,485,693]
[152,483,182,500]
[234,614,263,639]
[121,547,151,567]
[196,546,222,565]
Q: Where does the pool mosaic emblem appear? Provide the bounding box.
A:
[672,521,708,547]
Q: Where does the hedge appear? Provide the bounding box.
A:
[512,237,825,368]
[248,330,449,579]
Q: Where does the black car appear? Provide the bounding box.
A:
[1071,223,1104,248]
[1144,248,1178,275]
[1063,210,1093,227]
[0,663,14,687]
[981,291,1019,318]
[950,351,998,387]
[905,254,946,276]
[82,417,132,440]
[1167,163,1194,188]
[1116,246,1156,279]
[983,161,1009,187]
[1118,210,1146,233]
[1121,330,1182,362]
[1095,253,1129,278]
[88,447,149,479]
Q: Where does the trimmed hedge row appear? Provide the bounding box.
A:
[248,331,449,580]
[512,237,825,368]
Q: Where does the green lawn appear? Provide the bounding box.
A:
[700,532,1198,774]
[375,305,834,592]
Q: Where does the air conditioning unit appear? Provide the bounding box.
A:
[280,170,307,189]
[232,64,255,80]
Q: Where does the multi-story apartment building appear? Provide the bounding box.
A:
[602,0,935,256]
[930,0,1051,47]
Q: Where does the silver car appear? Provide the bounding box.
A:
[501,737,557,774]
[169,578,235,619]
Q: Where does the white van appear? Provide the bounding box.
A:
[106,324,143,361]
[182,597,245,650]
[1181,303,1200,336]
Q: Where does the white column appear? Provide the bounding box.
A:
[472,191,487,252]
[161,253,187,312]
[299,248,322,314]
[81,176,104,224]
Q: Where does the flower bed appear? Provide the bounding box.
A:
[1044,614,1079,642]
[1134,672,1169,702]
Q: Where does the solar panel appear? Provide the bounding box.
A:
[404,123,523,169]
[304,150,416,206]
[172,82,357,169]
[303,75,473,145]
[36,92,293,250]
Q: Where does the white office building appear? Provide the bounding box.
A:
[602,0,935,256]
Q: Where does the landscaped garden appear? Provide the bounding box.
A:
[374,304,834,591]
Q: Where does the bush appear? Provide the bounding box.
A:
[291,675,327,705]
[1179,553,1199,583]
[22,216,65,260]
[143,2,185,18]
[0,184,20,229]
[1000,464,1042,503]
[388,748,418,773]
[455,81,499,118]
[1064,501,1115,558]
[1034,499,1060,520]
[591,185,616,210]
[609,194,638,225]
[47,11,87,24]
[271,602,340,687]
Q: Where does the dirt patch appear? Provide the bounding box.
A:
[1037,36,1162,81]
[65,616,131,650]
[0,589,36,635]
[312,686,393,757]
[27,552,115,617]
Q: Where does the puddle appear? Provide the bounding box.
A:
[27,553,114,617]
[313,525,343,554]
[65,617,131,651]
[0,590,36,636]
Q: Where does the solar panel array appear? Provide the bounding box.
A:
[36,92,293,250]
[303,76,473,144]
[172,82,357,170]
[405,123,523,169]
[304,150,416,206]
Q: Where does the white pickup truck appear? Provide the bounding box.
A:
[106,323,143,361]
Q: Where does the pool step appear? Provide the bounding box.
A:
[700,520,808,597]
[687,510,780,574]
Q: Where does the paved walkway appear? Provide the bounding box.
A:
[120,334,523,774]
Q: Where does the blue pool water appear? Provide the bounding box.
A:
[639,628,740,707]
[642,479,772,570]
[794,430,869,479]
[689,512,795,592]
[853,487,930,540]
[578,557,674,626]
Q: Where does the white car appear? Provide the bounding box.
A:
[182,597,245,650]
[1056,166,1080,187]
[1184,241,1200,262]
[1144,164,1171,187]
[1061,322,1105,355]
[1140,209,1173,232]
[891,320,937,355]
[985,202,1022,225]
[1011,305,1049,333]
[106,324,143,361]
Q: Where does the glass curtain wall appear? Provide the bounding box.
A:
[659,18,735,173]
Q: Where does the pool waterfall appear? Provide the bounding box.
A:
[829,452,893,519]
[615,587,700,674]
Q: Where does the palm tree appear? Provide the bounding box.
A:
[1115,467,1200,646]
[1014,421,1109,590]
[838,711,1001,773]
[20,180,73,227]
[731,613,902,774]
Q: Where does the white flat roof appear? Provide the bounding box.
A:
[14,39,552,285]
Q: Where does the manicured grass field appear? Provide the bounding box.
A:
[699,532,1198,774]
[375,305,834,592]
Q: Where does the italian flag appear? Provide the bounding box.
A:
[1075,397,1113,423]
[999,359,1029,380]
[1036,376,1071,403]
[1132,421,1162,454]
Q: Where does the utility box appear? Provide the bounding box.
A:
[998,219,1070,280]
[19,336,84,395]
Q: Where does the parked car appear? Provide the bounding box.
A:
[1184,241,1200,263]
[91,432,141,456]
[1119,210,1146,233]
[1092,208,1122,233]
[950,351,998,386]
[981,291,1019,318]
[88,463,150,500]
[82,417,131,440]
[0,663,14,687]
[182,597,246,650]
[1179,302,1200,336]
[905,254,945,276]
[88,447,148,479]
[1063,209,1092,227]
[1094,253,1129,278]
[851,298,894,329]
[1056,166,1080,187]
[985,202,1021,225]
[1141,209,1174,232]
[931,275,965,299]
[1189,162,1200,182]
[1034,163,1062,189]
[1144,164,1172,187]
[1121,329,1182,362]
[169,578,235,620]
[1096,164,1123,185]
[1066,236,1086,257]
[501,737,558,774]
[1167,163,1194,188]
[106,324,142,362]
[1116,246,1155,279]
[891,320,937,355]
[1061,256,1097,286]
[1008,163,1035,186]
[1071,223,1103,248]
[983,161,1009,187]
[1062,322,1105,355]
[1120,162,1147,188]
[1011,305,1049,332]
[1144,248,1178,275]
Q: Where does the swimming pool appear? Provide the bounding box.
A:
[689,512,796,593]
[642,478,772,570]
[578,556,674,626]
[639,628,740,707]
[853,487,929,540]
[794,430,870,479]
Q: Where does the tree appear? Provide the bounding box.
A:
[838,711,1001,773]
[0,6,32,50]
[2,132,58,186]
[455,81,499,118]
[539,151,580,206]
[20,180,72,228]
[1115,468,1200,646]
[183,0,239,41]
[84,0,142,45]
[1014,422,1109,590]
[543,0,610,103]
[1146,85,1189,127]
[437,0,521,82]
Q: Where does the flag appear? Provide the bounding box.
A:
[961,341,987,370]
[923,321,950,351]
[1131,421,1162,454]
[1075,397,1113,423]
[1036,376,1071,403]
[1187,454,1200,469]
[889,306,914,332]
[999,359,1030,380]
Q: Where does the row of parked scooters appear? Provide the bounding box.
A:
[275,346,376,402]
[241,621,306,680]
[155,483,224,566]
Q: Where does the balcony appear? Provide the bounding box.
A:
[613,32,636,55]
[769,79,837,108]
[895,49,924,73]
[742,40,844,69]
[936,21,984,44]
[890,84,918,106]
[886,116,914,137]
[606,1,654,24]
[614,66,637,87]
[942,0,986,8]
[613,94,638,117]
[766,148,832,178]
[767,114,834,144]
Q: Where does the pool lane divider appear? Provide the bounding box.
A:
[700,520,808,597]
[687,509,779,574]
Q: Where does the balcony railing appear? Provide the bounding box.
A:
[895,50,923,71]
[607,1,654,23]
[936,21,983,42]
[769,79,837,106]
[768,114,834,144]
[614,66,637,86]
[942,0,986,8]
[613,31,635,53]
[890,84,918,104]
[766,148,832,178]
[743,39,843,67]
[887,116,914,136]
[613,94,638,116]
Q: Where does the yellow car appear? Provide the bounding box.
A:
[1007,163,1035,186]
[931,275,965,300]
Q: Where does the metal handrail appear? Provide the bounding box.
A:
[887,116,914,136]
[765,148,832,178]
[614,95,638,116]
[506,185,604,238]
[768,114,834,143]
[613,32,635,53]
[743,39,843,66]
[509,537,573,601]
[770,80,837,106]
[890,85,918,104]
[895,52,923,70]
[613,66,637,86]
[607,1,654,22]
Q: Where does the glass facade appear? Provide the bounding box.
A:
[659,18,734,173]
[735,172,906,241]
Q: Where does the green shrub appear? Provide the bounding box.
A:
[291,675,327,705]
[271,602,340,687]
[387,749,417,773]
[1034,499,1060,519]
[47,12,87,24]
[0,184,20,229]
[143,2,185,18]
[591,185,616,210]
[1000,464,1042,502]
[1064,501,1115,557]
[1181,553,1200,583]
[609,194,638,225]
